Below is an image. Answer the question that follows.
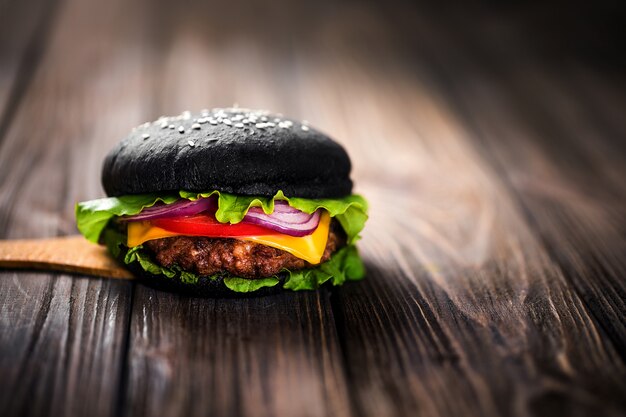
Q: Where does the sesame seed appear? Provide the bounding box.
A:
[182,111,191,120]
[169,124,175,129]
[223,119,232,125]
[242,119,250,124]
[198,118,207,124]
[160,122,168,129]
[188,140,195,147]
[266,122,275,127]
[301,125,310,131]
[192,123,201,130]
[142,133,150,139]
[235,123,244,128]
[178,126,185,133]
[255,123,266,129]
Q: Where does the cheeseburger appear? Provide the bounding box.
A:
[76,108,368,295]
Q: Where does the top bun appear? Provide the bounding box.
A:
[101,108,353,198]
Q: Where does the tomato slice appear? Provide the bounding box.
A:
[151,213,280,237]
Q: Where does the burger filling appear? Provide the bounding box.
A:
[76,190,368,292]
[143,220,345,278]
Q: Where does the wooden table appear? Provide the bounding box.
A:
[1,1,624,416]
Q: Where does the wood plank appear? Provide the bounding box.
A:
[120,2,354,416]
[0,273,131,416]
[290,4,626,416]
[444,68,626,355]
[0,0,59,135]
[124,286,351,417]
[1,1,624,417]
[0,0,155,414]
[412,6,626,354]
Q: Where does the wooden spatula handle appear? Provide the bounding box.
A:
[0,236,134,279]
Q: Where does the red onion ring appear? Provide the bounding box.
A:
[120,197,216,221]
[242,201,321,236]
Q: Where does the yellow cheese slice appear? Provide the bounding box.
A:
[242,212,330,264]
[127,221,180,247]
[126,211,330,264]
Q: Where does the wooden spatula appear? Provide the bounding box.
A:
[0,236,134,279]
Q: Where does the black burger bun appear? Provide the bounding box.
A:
[128,263,286,298]
[102,108,352,198]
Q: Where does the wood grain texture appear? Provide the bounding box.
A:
[447,69,626,355]
[0,0,58,126]
[0,236,133,279]
[0,273,131,416]
[0,0,151,413]
[388,3,626,358]
[124,286,351,417]
[0,1,624,417]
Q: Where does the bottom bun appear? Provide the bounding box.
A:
[126,261,289,298]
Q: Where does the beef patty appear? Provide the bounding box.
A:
[143,221,345,278]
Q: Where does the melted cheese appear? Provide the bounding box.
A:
[127,212,330,264]
[127,222,180,247]
[241,212,330,264]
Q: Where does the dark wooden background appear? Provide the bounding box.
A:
[0,0,624,416]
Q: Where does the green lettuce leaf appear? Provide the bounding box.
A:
[76,194,180,243]
[102,226,365,293]
[77,190,368,244]
[223,277,280,292]
[282,245,364,290]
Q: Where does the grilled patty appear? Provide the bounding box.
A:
[143,222,345,279]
